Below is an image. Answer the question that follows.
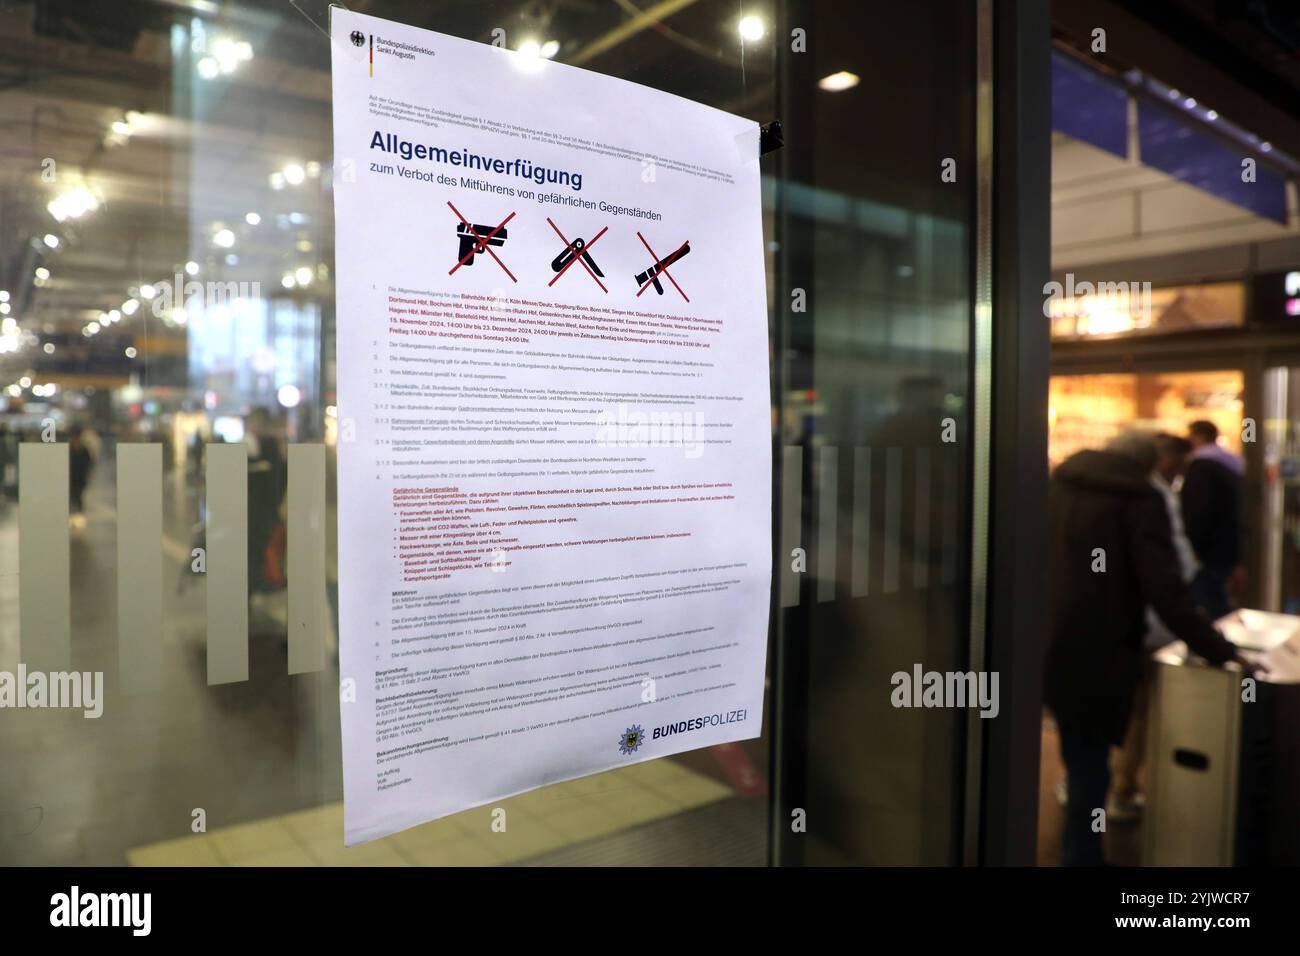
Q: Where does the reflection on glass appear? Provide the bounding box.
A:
[773,0,974,866]
[0,0,777,866]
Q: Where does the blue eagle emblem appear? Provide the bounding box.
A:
[618,725,645,755]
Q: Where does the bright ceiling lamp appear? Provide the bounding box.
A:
[198,35,253,79]
[47,186,99,222]
[819,71,860,92]
[513,39,547,73]
[738,15,765,42]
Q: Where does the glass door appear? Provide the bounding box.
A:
[0,0,1007,867]
[770,0,982,865]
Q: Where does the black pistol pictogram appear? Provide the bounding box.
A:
[456,221,508,266]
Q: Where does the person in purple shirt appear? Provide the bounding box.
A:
[1181,420,1245,621]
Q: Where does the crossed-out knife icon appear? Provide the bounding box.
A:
[550,237,604,277]
[634,242,691,295]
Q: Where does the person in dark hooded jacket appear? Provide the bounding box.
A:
[1181,419,1245,620]
[1047,430,1246,866]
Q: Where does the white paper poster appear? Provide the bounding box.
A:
[330,10,771,845]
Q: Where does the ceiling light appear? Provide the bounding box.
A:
[108,309,121,322]
[0,304,9,315]
[283,164,305,185]
[43,233,59,248]
[294,266,313,286]
[197,57,220,80]
[213,228,235,248]
[19,376,31,388]
[738,16,765,42]
[47,187,98,222]
[86,321,100,334]
[212,38,241,74]
[282,274,296,289]
[209,36,252,74]
[185,261,199,276]
[819,71,860,92]
[541,40,559,59]
[140,284,156,300]
[269,172,285,190]
[277,385,301,408]
[245,212,261,225]
[513,39,546,72]
[125,347,137,358]
[34,267,50,280]
[122,299,139,316]
[42,343,54,354]
[0,291,8,302]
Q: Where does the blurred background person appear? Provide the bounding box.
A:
[0,421,15,505]
[1109,432,1196,823]
[245,406,287,594]
[1181,420,1245,620]
[1047,430,1243,866]
[80,421,101,464]
[67,424,95,529]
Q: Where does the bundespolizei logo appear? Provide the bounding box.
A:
[350,30,366,47]
[618,725,645,755]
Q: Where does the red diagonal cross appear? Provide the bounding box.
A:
[447,201,517,283]
[635,232,689,302]
[547,218,608,293]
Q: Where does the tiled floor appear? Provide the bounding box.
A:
[523,796,766,866]
[127,759,735,866]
